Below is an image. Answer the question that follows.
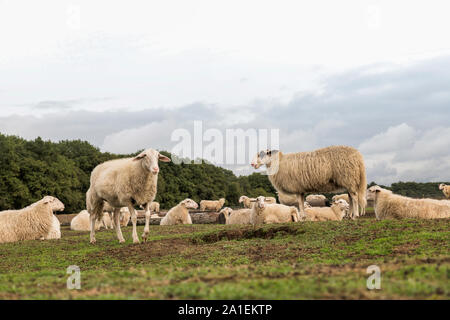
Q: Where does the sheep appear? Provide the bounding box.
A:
[149,202,160,212]
[367,186,450,220]
[439,184,450,199]
[278,192,312,209]
[251,146,367,220]
[305,194,328,207]
[71,210,105,231]
[239,196,256,209]
[27,196,65,240]
[303,199,350,221]
[332,193,349,203]
[160,199,198,226]
[219,207,252,225]
[332,193,366,216]
[250,196,299,226]
[86,148,171,244]
[264,196,276,204]
[199,198,225,211]
[0,196,65,243]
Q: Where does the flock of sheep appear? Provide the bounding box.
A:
[0,145,449,245]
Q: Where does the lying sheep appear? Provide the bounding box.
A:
[239,196,256,209]
[149,202,160,212]
[199,198,225,211]
[250,196,299,226]
[27,196,65,240]
[304,199,350,221]
[71,210,105,231]
[332,193,349,203]
[0,196,65,243]
[251,146,367,220]
[367,186,450,220]
[439,184,450,199]
[219,207,252,225]
[160,199,198,226]
[264,197,277,204]
[305,194,328,207]
[86,148,171,244]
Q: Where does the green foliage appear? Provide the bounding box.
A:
[0,134,276,212]
[1,133,447,213]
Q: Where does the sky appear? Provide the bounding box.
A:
[1,0,450,184]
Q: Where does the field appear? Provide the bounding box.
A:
[0,212,449,300]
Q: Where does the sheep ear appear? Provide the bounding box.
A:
[134,152,147,161]
[158,154,171,162]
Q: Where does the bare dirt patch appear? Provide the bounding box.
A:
[194,225,304,243]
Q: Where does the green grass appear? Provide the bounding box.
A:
[0,217,449,299]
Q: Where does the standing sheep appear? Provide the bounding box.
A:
[160,199,198,226]
[250,196,299,226]
[219,207,252,225]
[86,148,171,244]
[251,146,367,220]
[367,186,450,220]
[239,196,256,209]
[0,196,65,243]
[439,184,450,199]
[199,198,225,211]
[305,194,328,207]
[304,199,350,221]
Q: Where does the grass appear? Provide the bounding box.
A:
[0,215,449,299]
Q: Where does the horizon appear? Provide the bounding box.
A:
[1,1,450,185]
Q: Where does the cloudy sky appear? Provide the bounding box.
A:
[1,0,450,184]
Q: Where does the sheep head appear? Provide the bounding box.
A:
[439,184,446,190]
[251,149,280,170]
[219,207,232,219]
[239,196,248,203]
[42,196,65,212]
[134,149,171,175]
[180,198,198,210]
[251,196,266,210]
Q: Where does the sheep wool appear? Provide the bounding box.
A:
[0,196,64,243]
[160,199,198,226]
[252,146,367,219]
[304,199,349,221]
[439,184,450,199]
[367,186,450,220]
[220,207,252,225]
[251,196,299,226]
[199,198,225,211]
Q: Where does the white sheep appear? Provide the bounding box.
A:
[71,210,105,231]
[160,199,198,226]
[305,194,328,207]
[304,199,350,221]
[250,196,299,226]
[239,196,256,209]
[86,148,171,244]
[251,146,367,220]
[199,198,225,211]
[332,193,366,216]
[439,184,450,199]
[219,207,252,225]
[149,202,160,212]
[264,196,277,204]
[27,196,65,240]
[367,186,450,220]
[0,196,65,243]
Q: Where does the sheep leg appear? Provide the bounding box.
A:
[113,208,125,243]
[128,205,140,244]
[349,193,359,220]
[142,203,151,242]
[89,212,97,244]
[296,193,305,221]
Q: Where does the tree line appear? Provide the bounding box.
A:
[0,133,447,213]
